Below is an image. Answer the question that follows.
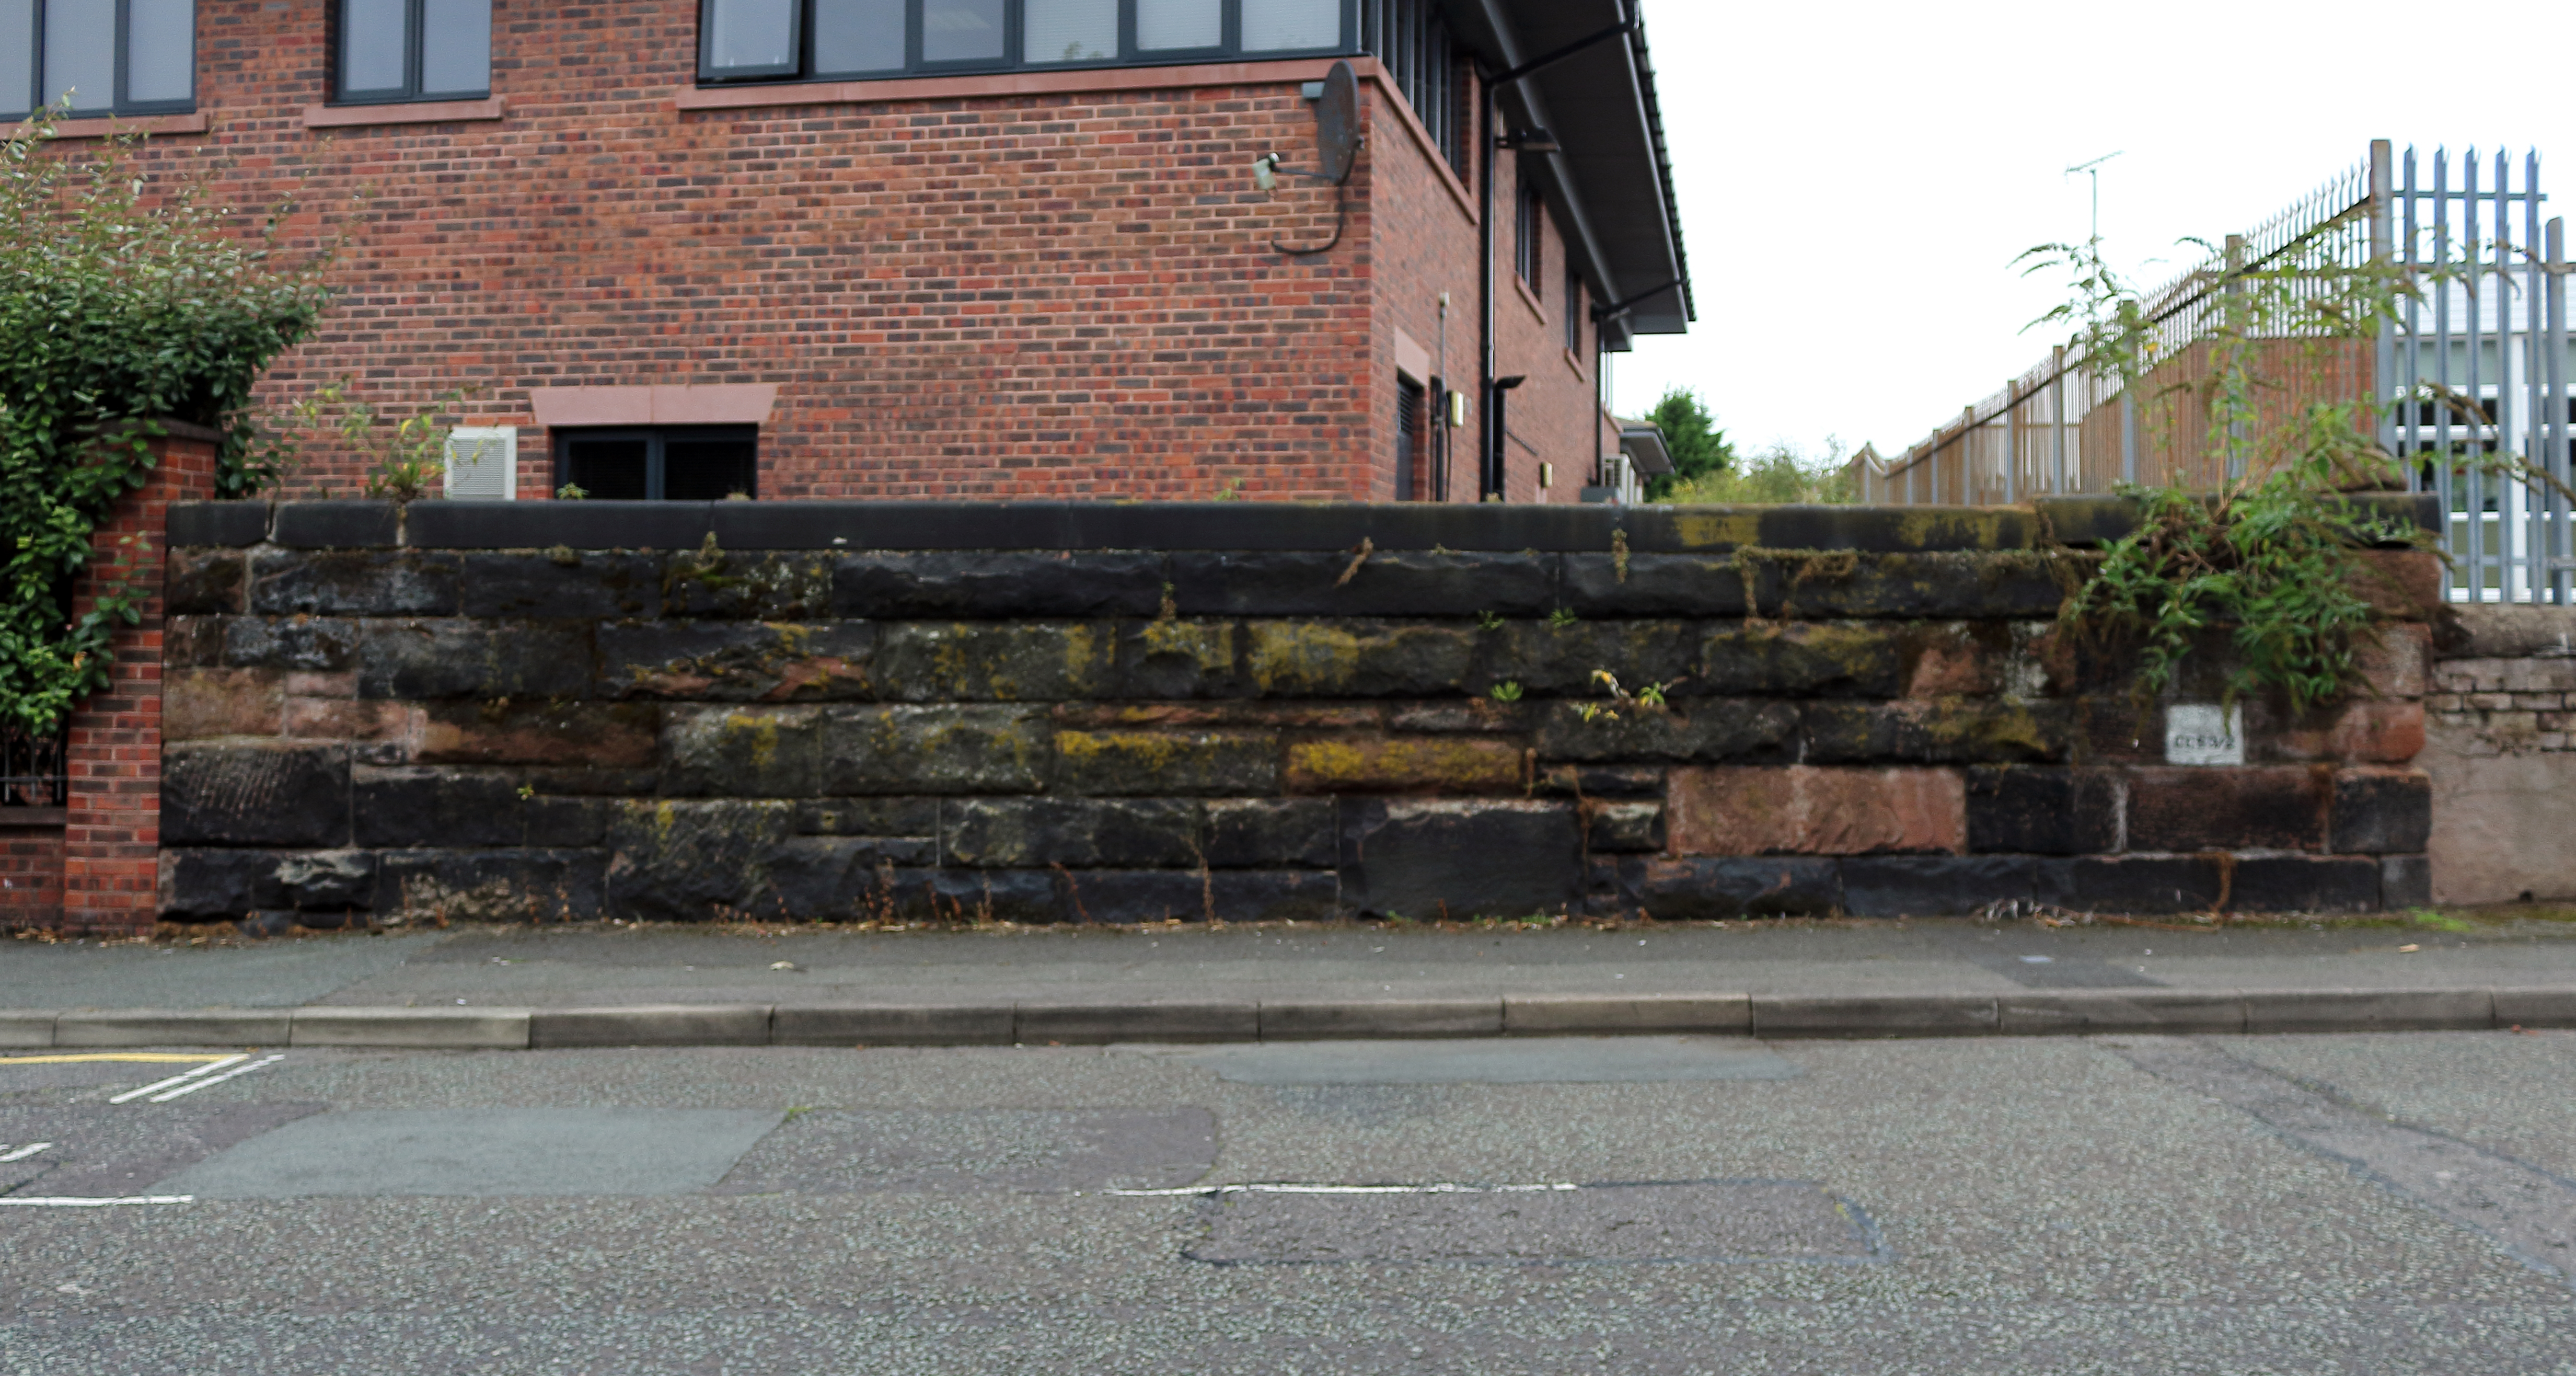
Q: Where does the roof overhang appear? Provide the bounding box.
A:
[1619,422,1674,475]
[1449,1,1694,351]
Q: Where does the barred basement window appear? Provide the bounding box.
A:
[3,0,194,120]
[335,0,492,105]
[556,428,759,502]
[697,0,1345,84]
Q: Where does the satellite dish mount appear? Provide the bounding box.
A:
[1272,60,1364,256]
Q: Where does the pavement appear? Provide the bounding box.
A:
[5,915,2576,1047]
[3,1027,2573,1371]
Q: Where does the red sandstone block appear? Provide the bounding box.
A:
[1669,767,1968,857]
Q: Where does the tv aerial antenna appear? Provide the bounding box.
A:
[2066,151,2122,245]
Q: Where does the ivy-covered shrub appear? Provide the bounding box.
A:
[0,113,328,735]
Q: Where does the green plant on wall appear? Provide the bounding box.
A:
[0,109,330,736]
[2023,226,2563,713]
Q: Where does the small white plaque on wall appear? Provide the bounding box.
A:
[2164,703,2245,766]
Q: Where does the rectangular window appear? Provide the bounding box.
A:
[1564,268,1577,350]
[1358,0,1462,177]
[6,0,193,118]
[336,0,491,104]
[698,0,1346,84]
[557,428,760,502]
[1516,181,1543,291]
[1395,375,1424,502]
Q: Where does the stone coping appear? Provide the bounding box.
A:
[165,494,2441,555]
[3,985,2561,1049]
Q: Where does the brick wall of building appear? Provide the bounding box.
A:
[0,824,63,927]
[54,3,1625,504]
[146,497,2444,929]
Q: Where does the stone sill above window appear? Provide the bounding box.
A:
[301,97,505,130]
[36,112,207,139]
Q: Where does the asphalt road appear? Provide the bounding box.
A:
[4,1030,2573,1374]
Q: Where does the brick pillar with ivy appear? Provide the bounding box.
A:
[59,423,222,933]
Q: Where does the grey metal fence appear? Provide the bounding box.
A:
[1,724,66,810]
[1856,140,2573,605]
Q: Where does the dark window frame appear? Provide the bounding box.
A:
[332,0,493,106]
[1395,373,1424,501]
[1515,179,1543,292]
[1564,262,1582,353]
[1359,0,1462,178]
[552,426,762,502]
[6,0,196,120]
[697,0,1355,86]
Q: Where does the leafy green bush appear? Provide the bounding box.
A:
[1657,441,1855,504]
[1641,387,1736,500]
[1,111,328,733]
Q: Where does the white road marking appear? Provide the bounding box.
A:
[0,1196,193,1208]
[1106,1182,1580,1198]
[109,1054,248,1104]
[148,1054,283,1103]
[0,1142,53,1162]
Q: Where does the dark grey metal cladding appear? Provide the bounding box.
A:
[406,500,717,551]
[167,500,270,548]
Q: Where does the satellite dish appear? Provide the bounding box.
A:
[1315,60,1359,186]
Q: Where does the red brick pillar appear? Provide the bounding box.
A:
[60,423,220,934]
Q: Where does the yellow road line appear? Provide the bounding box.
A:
[0,1053,242,1065]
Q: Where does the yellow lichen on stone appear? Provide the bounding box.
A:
[1247,622,1364,695]
[1284,736,1523,793]
[1667,511,1762,551]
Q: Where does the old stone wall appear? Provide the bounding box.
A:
[2423,606,2576,904]
[154,497,2443,926]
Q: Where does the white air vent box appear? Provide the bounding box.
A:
[444,428,518,501]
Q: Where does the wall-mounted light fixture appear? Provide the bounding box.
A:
[1496,127,1560,155]
[1252,152,1281,193]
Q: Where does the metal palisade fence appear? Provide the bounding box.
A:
[1856,141,2572,605]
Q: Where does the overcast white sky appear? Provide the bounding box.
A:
[1610,0,2576,459]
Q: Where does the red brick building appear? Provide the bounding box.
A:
[13,0,1690,502]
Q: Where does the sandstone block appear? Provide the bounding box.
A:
[1054,729,1278,796]
[459,552,663,619]
[417,701,659,768]
[2330,768,2432,854]
[599,621,874,701]
[831,551,1166,618]
[820,706,1053,795]
[1203,798,1338,868]
[943,798,1203,869]
[1119,620,1244,698]
[1581,799,1666,853]
[356,620,595,700]
[353,766,527,847]
[251,550,460,616]
[1841,856,2039,916]
[2127,766,2328,852]
[1533,699,1796,764]
[1338,798,1583,921]
[661,705,829,798]
[164,667,285,741]
[1284,736,1524,794]
[1698,621,1908,697]
[162,742,351,847]
[871,622,1117,702]
[1667,766,1965,856]
[1168,550,1552,617]
[1244,621,1477,697]
[1617,857,1842,919]
[663,551,840,621]
[1966,766,2120,855]
[1801,700,2075,764]
[375,848,606,923]
[166,549,246,615]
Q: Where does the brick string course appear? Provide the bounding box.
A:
[70,2,1610,504]
[142,500,2445,928]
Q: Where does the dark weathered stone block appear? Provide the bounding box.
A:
[250,551,460,616]
[661,706,828,798]
[872,622,1119,702]
[271,501,398,549]
[222,616,360,672]
[375,848,606,922]
[2127,765,2328,853]
[793,798,941,836]
[833,551,1168,618]
[1966,766,2120,855]
[1284,736,1524,794]
[1621,857,1842,919]
[167,500,270,549]
[1481,621,1700,697]
[599,621,875,702]
[1167,551,1554,617]
[1763,552,2065,620]
[1532,763,1669,798]
[602,800,794,921]
[163,743,350,846]
[2225,856,2384,913]
[2381,855,2432,910]
[1534,700,1797,764]
[356,620,596,699]
[1699,622,1908,697]
[2330,769,2433,854]
[663,552,840,621]
[1203,798,1337,868]
[1338,798,1583,921]
[861,867,1064,925]
[166,615,224,668]
[160,848,374,919]
[353,766,527,847]
[1561,554,1754,617]
[766,836,933,919]
[2048,856,2225,914]
[1062,869,1339,924]
[528,797,611,847]
[167,551,246,616]
[403,500,714,552]
[944,798,1203,869]
[459,552,664,619]
[517,767,660,796]
[1840,856,2038,917]
[417,701,659,768]
[1243,621,1478,697]
[1802,701,2075,764]
[1582,800,1666,853]
[1118,620,1246,698]
[819,706,1054,795]
[1053,729,1278,796]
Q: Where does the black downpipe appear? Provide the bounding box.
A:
[1477,74,1497,501]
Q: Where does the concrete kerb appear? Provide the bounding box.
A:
[0,988,2566,1050]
